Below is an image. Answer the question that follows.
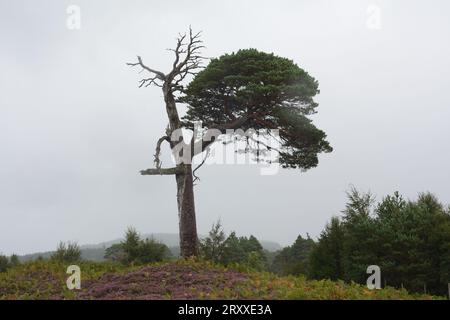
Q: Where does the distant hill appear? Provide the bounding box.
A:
[18,233,282,262]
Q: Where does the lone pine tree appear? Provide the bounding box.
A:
[128,28,332,257]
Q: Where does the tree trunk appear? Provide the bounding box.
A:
[176,164,199,257]
[129,36,205,258]
[161,84,198,257]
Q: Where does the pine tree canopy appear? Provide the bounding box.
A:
[180,49,332,170]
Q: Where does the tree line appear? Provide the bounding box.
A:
[197,188,450,296]
[2,188,448,296]
[309,188,450,296]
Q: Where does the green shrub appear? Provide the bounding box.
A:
[9,254,20,267]
[271,234,315,276]
[0,254,21,273]
[50,242,81,263]
[105,227,170,265]
[137,238,170,264]
[200,221,266,270]
[122,227,141,264]
[104,243,126,262]
[199,221,226,264]
[0,255,9,273]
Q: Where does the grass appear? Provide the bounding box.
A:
[0,259,443,300]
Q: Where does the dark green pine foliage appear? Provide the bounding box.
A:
[120,227,170,265]
[50,242,82,263]
[221,232,266,270]
[199,220,227,264]
[309,217,345,280]
[372,192,450,294]
[199,224,266,270]
[372,191,410,288]
[340,188,379,284]
[122,227,141,264]
[404,194,450,294]
[309,189,450,296]
[220,232,245,265]
[180,49,332,170]
[272,234,315,276]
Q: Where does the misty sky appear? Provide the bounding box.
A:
[1,0,450,255]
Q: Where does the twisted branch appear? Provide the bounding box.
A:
[153,135,170,169]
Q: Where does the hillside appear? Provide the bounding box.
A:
[0,260,441,300]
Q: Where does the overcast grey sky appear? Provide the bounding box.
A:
[1,0,449,255]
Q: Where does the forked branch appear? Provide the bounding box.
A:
[127,56,166,80]
[128,28,208,177]
[168,27,206,91]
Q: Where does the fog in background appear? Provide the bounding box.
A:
[1,0,449,255]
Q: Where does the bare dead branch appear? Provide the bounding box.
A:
[140,167,183,175]
[166,27,206,92]
[171,34,187,70]
[193,148,210,184]
[129,28,207,176]
[154,136,170,169]
[127,56,166,81]
[139,75,163,88]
